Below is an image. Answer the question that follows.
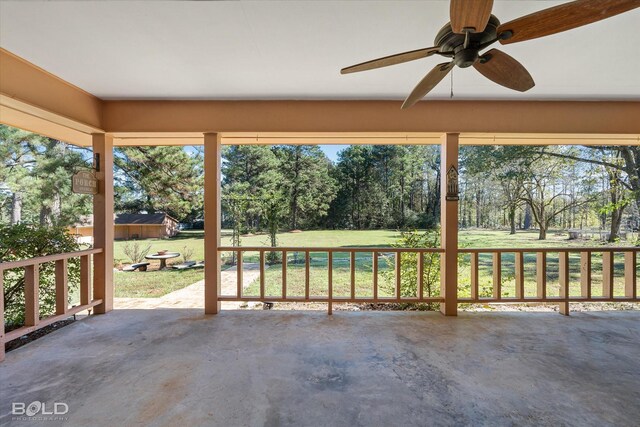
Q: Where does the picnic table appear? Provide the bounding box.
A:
[145,252,180,270]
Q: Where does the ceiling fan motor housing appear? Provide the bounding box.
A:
[435,14,500,68]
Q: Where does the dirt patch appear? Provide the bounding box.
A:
[5,319,76,352]
[290,229,304,233]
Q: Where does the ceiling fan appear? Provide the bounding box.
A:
[340,0,640,109]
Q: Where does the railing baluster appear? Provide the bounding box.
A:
[1,271,5,362]
[470,252,479,300]
[350,251,356,300]
[559,251,570,315]
[305,251,310,300]
[259,251,265,300]
[80,255,90,306]
[624,251,636,298]
[328,251,333,315]
[395,251,401,300]
[373,252,378,301]
[24,264,39,327]
[56,259,68,315]
[602,251,614,298]
[282,250,287,299]
[493,252,501,300]
[417,251,424,301]
[515,252,524,299]
[536,252,547,299]
[580,251,591,299]
[237,250,243,298]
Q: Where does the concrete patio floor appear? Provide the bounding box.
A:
[1,310,639,426]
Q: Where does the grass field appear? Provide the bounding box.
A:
[114,229,639,299]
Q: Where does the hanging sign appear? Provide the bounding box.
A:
[72,170,98,195]
[445,165,459,201]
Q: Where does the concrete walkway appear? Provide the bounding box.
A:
[2,310,639,426]
[114,263,263,310]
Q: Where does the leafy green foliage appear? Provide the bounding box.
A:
[1,223,81,327]
[381,230,441,309]
[114,146,203,221]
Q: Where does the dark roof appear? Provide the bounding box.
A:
[72,213,177,227]
[115,213,174,225]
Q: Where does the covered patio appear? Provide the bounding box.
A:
[1,1,640,424]
[3,309,640,426]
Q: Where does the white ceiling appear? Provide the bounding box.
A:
[1,0,639,101]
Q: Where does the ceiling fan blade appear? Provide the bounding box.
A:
[401,62,455,109]
[450,0,494,33]
[473,49,535,92]
[340,47,440,74]
[498,0,640,44]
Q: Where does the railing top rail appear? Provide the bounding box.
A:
[0,248,103,271]
[460,247,639,253]
[217,246,444,253]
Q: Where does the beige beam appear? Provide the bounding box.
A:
[204,133,222,314]
[92,134,114,314]
[440,133,459,316]
[103,100,640,135]
[0,49,103,133]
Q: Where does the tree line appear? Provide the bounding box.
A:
[2,124,639,243]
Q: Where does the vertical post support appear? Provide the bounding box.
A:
[372,252,378,301]
[580,251,591,298]
[470,252,479,300]
[602,251,614,298]
[55,259,69,315]
[1,271,5,362]
[515,252,524,300]
[492,252,502,300]
[25,264,39,327]
[536,252,547,299]
[204,133,222,314]
[440,133,459,316]
[624,252,636,299]
[328,251,333,315]
[92,133,114,314]
[559,251,570,315]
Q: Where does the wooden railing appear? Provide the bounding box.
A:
[458,247,638,314]
[1,249,103,358]
[218,246,444,314]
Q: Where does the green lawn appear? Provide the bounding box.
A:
[114,229,638,299]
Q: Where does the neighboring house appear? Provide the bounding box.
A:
[70,213,179,243]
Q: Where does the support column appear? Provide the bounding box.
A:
[440,133,459,316]
[92,133,114,314]
[204,133,222,314]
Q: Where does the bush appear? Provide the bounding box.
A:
[123,241,151,264]
[0,223,81,328]
[381,230,441,309]
[181,245,194,263]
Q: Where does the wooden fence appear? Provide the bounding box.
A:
[1,249,103,361]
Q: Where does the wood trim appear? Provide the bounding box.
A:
[102,100,640,135]
[515,252,524,299]
[92,134,114,314]
[537,252,547,299]
[0,49,103,132]
[305,251,310,300]
[24,264,39,327]
[204,133,222,314]
[440,133,458,316]
[55,259,68,315]
[282,251,287,299]
[217,246,444,252]
[350,251,356,300]
[602,252,614,298]
[492,252,502,300]
[259,251,265,300]
[328,252,333,315]
[581,252,592,299]
[559,251,570,315]
[470,252,479,300]
[1,272,5,362]
[624,252,637,298]
[0,249,102,271]
[237,250,243,299]
[373,252,379,301]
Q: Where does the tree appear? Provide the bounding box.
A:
[114,146,203,221]
[0,125,92,227]
[275,145,336,230]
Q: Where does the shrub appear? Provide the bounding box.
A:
[0,223,81,328]
[123,241,151,264]
[181,245,194,263]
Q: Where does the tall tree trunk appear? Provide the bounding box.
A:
[508,206,517,235]
[10,192,22,225]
